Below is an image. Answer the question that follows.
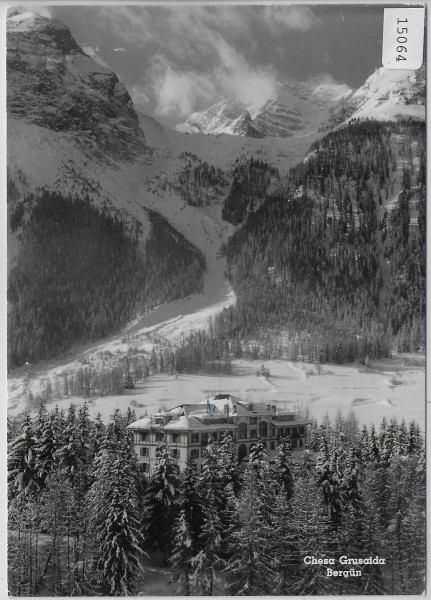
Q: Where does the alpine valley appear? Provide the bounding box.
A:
[7,11,425,429]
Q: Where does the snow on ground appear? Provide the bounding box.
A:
[12,354,424,430]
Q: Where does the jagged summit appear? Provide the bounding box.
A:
[176,79,352,138]
[7,11,150,162]
[176,97,263,137]
[322,66,425,130]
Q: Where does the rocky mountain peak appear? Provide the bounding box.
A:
[321,66,426,130]
[7,11,150,163]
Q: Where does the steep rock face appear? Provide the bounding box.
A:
[253,99,303,137]
[7,12,150,162]
[323,66,426,130]
[176,98,263,137]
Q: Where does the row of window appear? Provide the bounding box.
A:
[139,446,203,460]
[133,432,164,444]
[134,425,305,446]
[138,438,305,473]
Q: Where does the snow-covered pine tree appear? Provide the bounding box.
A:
[8,494,42,596]
[178,458,203,552]
[293,473,336,595]
[358,468,385,594]
[124,405,137,425]
[89,412,106,465]
[141,443,180,559]
[192,437,225,595]
[87,418,145,595]
[272,492,300,594]
[407,420,422,455]
[34,407,64,488]
[7,413,38,500]
[39,466,78,595]
[169,508,194,595]
[368,423,380,463]
[273,437,294,500]
[315,436,344,529]
[218,431,240,496]
[223,440,276,595]
[123,371,135,390]
[54,404,82,480]
[338,447,368,594]
[360,425,370,464]
[393,418,408,456]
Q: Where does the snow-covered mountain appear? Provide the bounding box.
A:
[323,66,425,129]
[177,66,426,138]
[176,80,352,138]
[176,98,263,137]
[7,11,150,163]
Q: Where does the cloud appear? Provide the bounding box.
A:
[263,6,321,34]
[130,85,151,111]
[147,56,217,118]
[211,35,277,107]
[148,38,277,119]
[97,5,316,121]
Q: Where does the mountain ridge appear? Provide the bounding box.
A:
[176,68,425,139]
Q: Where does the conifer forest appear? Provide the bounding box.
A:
[8,406,425,595]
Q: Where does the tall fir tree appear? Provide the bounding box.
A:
[87,419,144,595]
[142,443,180,559]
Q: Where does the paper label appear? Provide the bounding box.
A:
[382,7,425,69]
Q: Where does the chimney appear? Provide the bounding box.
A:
[272,404,277,414]
[224,404,230,418]
[265,403,271,412]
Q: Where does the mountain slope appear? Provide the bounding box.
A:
[323,67,425,129]
[219,120,425,361]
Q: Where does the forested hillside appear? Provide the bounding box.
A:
[222,157,279,225]
[214,120,425,363]
[8,192,205,367]
[8,407,425,595]
[176,152,229,207]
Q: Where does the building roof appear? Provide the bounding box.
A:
[127,395,310,431]
[127,417,151,429]
[164,414,236,431]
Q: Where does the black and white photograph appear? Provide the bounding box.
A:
[5,2,426,596]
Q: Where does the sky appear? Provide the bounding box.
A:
[14,4,386,125]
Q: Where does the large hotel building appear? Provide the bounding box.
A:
[127,393,309,475]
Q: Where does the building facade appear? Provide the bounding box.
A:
[127,394,309,475]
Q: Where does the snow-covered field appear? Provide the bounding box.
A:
[9,353,425,430]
